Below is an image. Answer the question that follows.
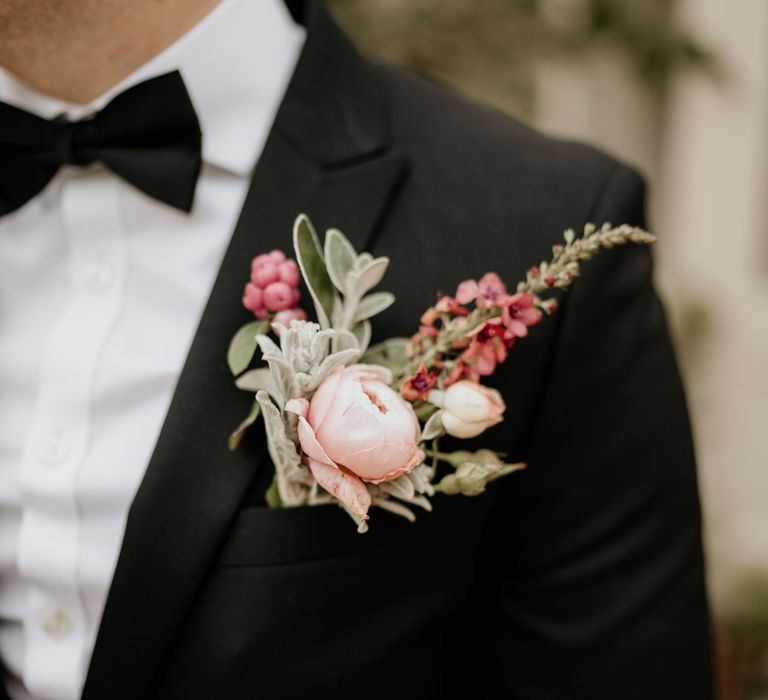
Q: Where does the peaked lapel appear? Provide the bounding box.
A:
[81,6,407,699]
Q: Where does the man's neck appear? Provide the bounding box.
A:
[0,0,222,104]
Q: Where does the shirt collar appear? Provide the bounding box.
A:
[0,0,306,176]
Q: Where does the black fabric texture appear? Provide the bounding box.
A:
[50,2,715,699]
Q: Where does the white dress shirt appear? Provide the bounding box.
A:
[0,1,305,698]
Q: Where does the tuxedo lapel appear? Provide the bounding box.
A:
[81,6,407,699]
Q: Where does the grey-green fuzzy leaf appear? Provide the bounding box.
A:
[293,215,336,328]
[353,292,395,323]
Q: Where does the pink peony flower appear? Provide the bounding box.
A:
[286,364,425,520]
[440,380,505,439]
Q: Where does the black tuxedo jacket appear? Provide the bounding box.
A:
[69,3,713,699]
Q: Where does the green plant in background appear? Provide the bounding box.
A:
[328,0,718,120]
[726,578,768,697]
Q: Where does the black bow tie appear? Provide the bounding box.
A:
[0,70,202,218]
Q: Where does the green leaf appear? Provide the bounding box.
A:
[353,291,395,323]
[265,477,282,508]
[227,400,262,451]
[293,215,336,327]
[227,320,270,376]
[361,337,409,373]
[324,228,357,294]
[421,409,445,441]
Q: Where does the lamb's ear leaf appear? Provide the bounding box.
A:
[227,320,271,376]
[349,257,389,297]
[353,292,395,323]
[324,228,357,294]
[293,215,336,328]
[352,320,372,353]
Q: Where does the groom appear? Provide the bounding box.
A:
[0,0,713,698]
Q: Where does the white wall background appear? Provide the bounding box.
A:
[534,0,768,609]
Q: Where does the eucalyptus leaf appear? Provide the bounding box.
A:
[227,320,270,376]
[349,257,389,298]
[352,319,372,353]
[377,475,416,501]
[371,497,416,522]
[421,409,445,441]
[265,477,282,508]
[228,401,261,451]
[361,337,409,371]
[352,292,395,323]
[293,215,336,328]
[324,228,357,294]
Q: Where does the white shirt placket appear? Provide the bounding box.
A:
[17,170,124,699]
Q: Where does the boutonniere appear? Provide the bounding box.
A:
[227,216,655,532]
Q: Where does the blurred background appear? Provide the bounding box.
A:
[327,0,768,696]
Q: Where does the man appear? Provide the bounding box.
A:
[0,0,714,698]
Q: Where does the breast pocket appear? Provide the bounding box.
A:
[217,496,472,567]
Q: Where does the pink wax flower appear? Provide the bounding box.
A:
[443,360,480,387]
[502,292,542,338]
[400,361,438,401]
[462,318,510,376]
[286,364,424,521]
[243,250,305,321]
[456,272,508,308]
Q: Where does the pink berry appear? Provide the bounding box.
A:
[278,259,300,287]
[291,288,301,306]
[273,307,308,328]
[251,261,280,287]
[263,281,295,312]
[254,307,269,320]
[242,283,263,312]
[268,250,286,264]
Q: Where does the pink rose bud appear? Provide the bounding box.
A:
[440,380,505,439]
[262,281,296,312]
[286,365,424,496]
[242,283,263,312]
[273,307,308,328]
[251,260,280,287]
[278,259,300,287]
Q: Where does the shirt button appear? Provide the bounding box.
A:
[40,609,72,638]
[84,259,113,292]
[37,431,69,466]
